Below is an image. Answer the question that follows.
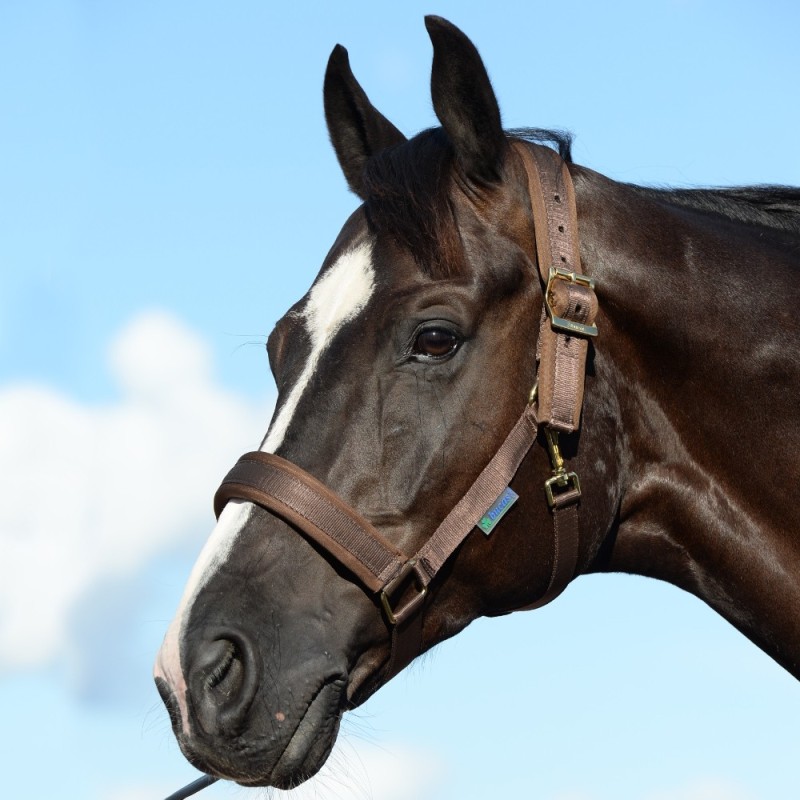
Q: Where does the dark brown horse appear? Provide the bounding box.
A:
[154,15,800,790]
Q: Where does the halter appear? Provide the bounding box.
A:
[213,141,599,679]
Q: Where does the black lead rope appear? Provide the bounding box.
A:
[163,774,218,800]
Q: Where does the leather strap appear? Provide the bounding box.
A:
[514,142,597,433]
[214,452,407,593]
[416,403,539,583]
[520,500,580,610]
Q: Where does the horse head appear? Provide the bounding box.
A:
[154,16,618,789]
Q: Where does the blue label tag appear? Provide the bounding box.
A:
[477,486,519,535]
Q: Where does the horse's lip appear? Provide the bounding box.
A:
[179,675,347,788]
[254,676,346,789]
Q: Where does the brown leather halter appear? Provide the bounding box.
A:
[213,142,599,678]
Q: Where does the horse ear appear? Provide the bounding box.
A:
[324,44,407,199]
[425,16,506,184]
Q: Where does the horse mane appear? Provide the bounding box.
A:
[507,127,574,162]
[633,184,800,237]
[504,130,800,238]
[362,126,800,279]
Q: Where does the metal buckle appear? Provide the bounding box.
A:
[543,427,582,508]
[545,267,598,337]
[544,470,582,508]
[380,559,428,626]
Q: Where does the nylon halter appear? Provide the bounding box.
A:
[213,141,598,678]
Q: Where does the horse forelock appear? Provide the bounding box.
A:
[363,128,467,280]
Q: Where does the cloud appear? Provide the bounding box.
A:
[0,311,270,672]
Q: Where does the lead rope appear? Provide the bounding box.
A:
[163,774,217,800]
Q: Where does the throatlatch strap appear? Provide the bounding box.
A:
[510,141,596,608]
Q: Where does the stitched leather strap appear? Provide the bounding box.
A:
[214,452,407,593]
[514,142,598,433]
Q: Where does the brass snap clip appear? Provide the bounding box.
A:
[543,427,581,508]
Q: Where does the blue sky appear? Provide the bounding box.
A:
[2,2,799,799]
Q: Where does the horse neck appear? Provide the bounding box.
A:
[572,166,800,677]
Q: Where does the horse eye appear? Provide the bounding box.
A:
[413,328,460,359]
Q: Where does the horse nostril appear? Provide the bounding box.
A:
[206,639,238,691]
[190,635,258,736]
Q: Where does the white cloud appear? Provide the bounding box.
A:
[0,311,270,671]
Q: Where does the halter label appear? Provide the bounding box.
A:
[477,486,519,535]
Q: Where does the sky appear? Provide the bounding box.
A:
[2,2,799,799]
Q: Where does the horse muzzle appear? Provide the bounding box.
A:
[157,628,348,788]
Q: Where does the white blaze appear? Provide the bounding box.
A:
[262,240,376,452]
[153,500,254,731]
[155,239,376,732]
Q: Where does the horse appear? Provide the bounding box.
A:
[154,15,800,790]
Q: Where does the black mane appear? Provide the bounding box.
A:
[507,127,574,162]
[516,127,800,237]
[362,125,800,277]
[635,184,800,236]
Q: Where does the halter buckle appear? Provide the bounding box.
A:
[380,559,428,626]
[545,267,598,337]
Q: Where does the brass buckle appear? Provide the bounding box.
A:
[545,267,598,338]
[543,428,582,508]
[380,559,428,626]
[544,470,582,508]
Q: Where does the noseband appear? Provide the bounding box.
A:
[213,142,599,678]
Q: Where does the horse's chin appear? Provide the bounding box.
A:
[180,676,346,789]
